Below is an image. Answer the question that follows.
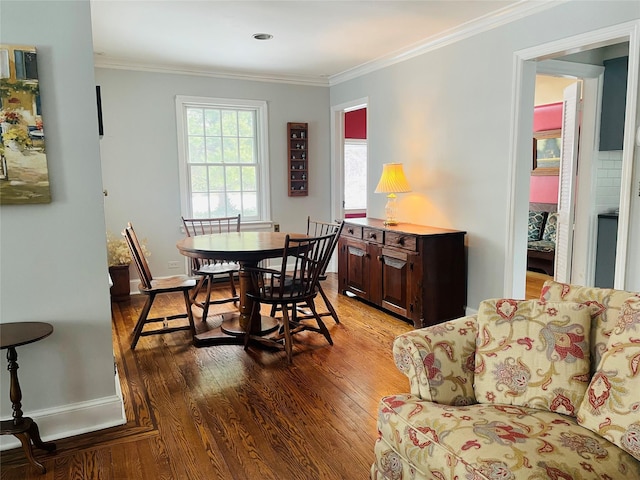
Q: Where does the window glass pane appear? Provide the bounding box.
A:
[189,136,205,163]
[187,108,204,135]
[344,142,367,210]
[227,192,242,215]
[242,192,257,217]
[221,110,237,136]
[204,109,221,136]
[209,192,225,217]
[225,166,241,191]
[238,111,254,137]
[0,49,9,78]
[205,137,222,163]
[208,166,225,191]
[238,138,254,163]
[223,137,239,162]
[190,166,208,192]
[192,193,210,218]
[241,166,256,190]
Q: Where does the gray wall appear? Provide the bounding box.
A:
[96,68,330,278]
[0,0,123,447]
[330,0,640,308]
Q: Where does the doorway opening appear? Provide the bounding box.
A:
[507,21,639,298]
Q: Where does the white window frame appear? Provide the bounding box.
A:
[175,96,271,228]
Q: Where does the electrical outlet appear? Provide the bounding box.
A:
[274,223,280,232]
[168,261,180,269]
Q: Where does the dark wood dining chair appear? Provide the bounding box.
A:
[181,215,241,321]
[243,232,337,363]
[304,217,344,323]
[123,222,196,350]
[269,218,344,324]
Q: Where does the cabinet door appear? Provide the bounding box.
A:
[379,246,415,319]
[338,237,371,300]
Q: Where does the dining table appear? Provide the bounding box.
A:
[176,230,306,347]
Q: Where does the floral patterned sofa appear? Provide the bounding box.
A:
[372,281,640,479]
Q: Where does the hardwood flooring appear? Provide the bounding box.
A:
[0,274,414,480]
[526,271,553,300]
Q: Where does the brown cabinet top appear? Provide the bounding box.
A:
[343,218,466,237]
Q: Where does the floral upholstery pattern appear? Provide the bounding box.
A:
[578,296,640,461]
[542,211,558,242]
[373,394,640,479]
[392,315,478,405]
[528,211,547,241]
[373,282,640,479]
[540,280,640,370]
[475,299,592,415]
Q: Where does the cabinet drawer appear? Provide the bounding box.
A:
[385,232,417,251]
[342,225,362,239]
[363,227,383,244]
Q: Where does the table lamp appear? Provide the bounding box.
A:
[374,163,411,226]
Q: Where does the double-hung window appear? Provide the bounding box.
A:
[176,96,270,223]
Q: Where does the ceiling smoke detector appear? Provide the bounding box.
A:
[252,33,273,41]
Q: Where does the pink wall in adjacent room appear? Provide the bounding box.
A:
[530,175,559,203]
[530,103,561,204]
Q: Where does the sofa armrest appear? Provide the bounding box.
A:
[392,315,478,405]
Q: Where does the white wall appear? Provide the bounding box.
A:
[0,1,123,448]
[329,1,640,310]
[95,68,330,278]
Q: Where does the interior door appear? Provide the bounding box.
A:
[554,82,581,283]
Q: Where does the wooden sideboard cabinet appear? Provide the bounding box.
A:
[338,218,466,328]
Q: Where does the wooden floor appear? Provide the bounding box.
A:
[526,270,553,300]
[1,272,550,479]
[0,274,414,479]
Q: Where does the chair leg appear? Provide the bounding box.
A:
[228,272,238,305]
[182,289,196,339]
[201,275,214,322]
[131,293,155,350]
[317,283,340,324]
[307,299,333,346]
[281,305,293,363]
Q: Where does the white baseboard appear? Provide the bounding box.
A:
[0,394,126,450]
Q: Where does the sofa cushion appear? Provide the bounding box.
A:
[475,299,592,416]
[528,211,547,241]
[374,394,640,479]
[540,280,640,371]
[577,296,640,461]
[542,211,558,242]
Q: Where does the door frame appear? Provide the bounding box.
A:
[505,20,640,297]
[330,97,368,225]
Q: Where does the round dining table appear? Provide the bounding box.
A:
[176,231,306,347]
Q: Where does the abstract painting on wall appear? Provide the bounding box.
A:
[0,44,51,204]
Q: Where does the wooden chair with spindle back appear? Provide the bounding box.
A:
[181,215,241,322]
[123,222,196,350]
[243,232,337,363]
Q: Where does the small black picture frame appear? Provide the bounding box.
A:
[96,85,104,136]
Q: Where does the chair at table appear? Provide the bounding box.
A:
[304,217,344,324]
[243,232,337,363]
[123,222,196,350]
[181,215,241,321]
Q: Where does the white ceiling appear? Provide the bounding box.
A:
[90,0,549,85]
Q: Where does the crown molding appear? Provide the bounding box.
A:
[328,0,564,86]
[93,57,331,87]
[94,0,562,88]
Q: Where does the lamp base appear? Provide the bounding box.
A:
[383,219,398,226]
[384,194,399,226]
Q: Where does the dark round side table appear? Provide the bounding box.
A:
[0,322,56,473]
